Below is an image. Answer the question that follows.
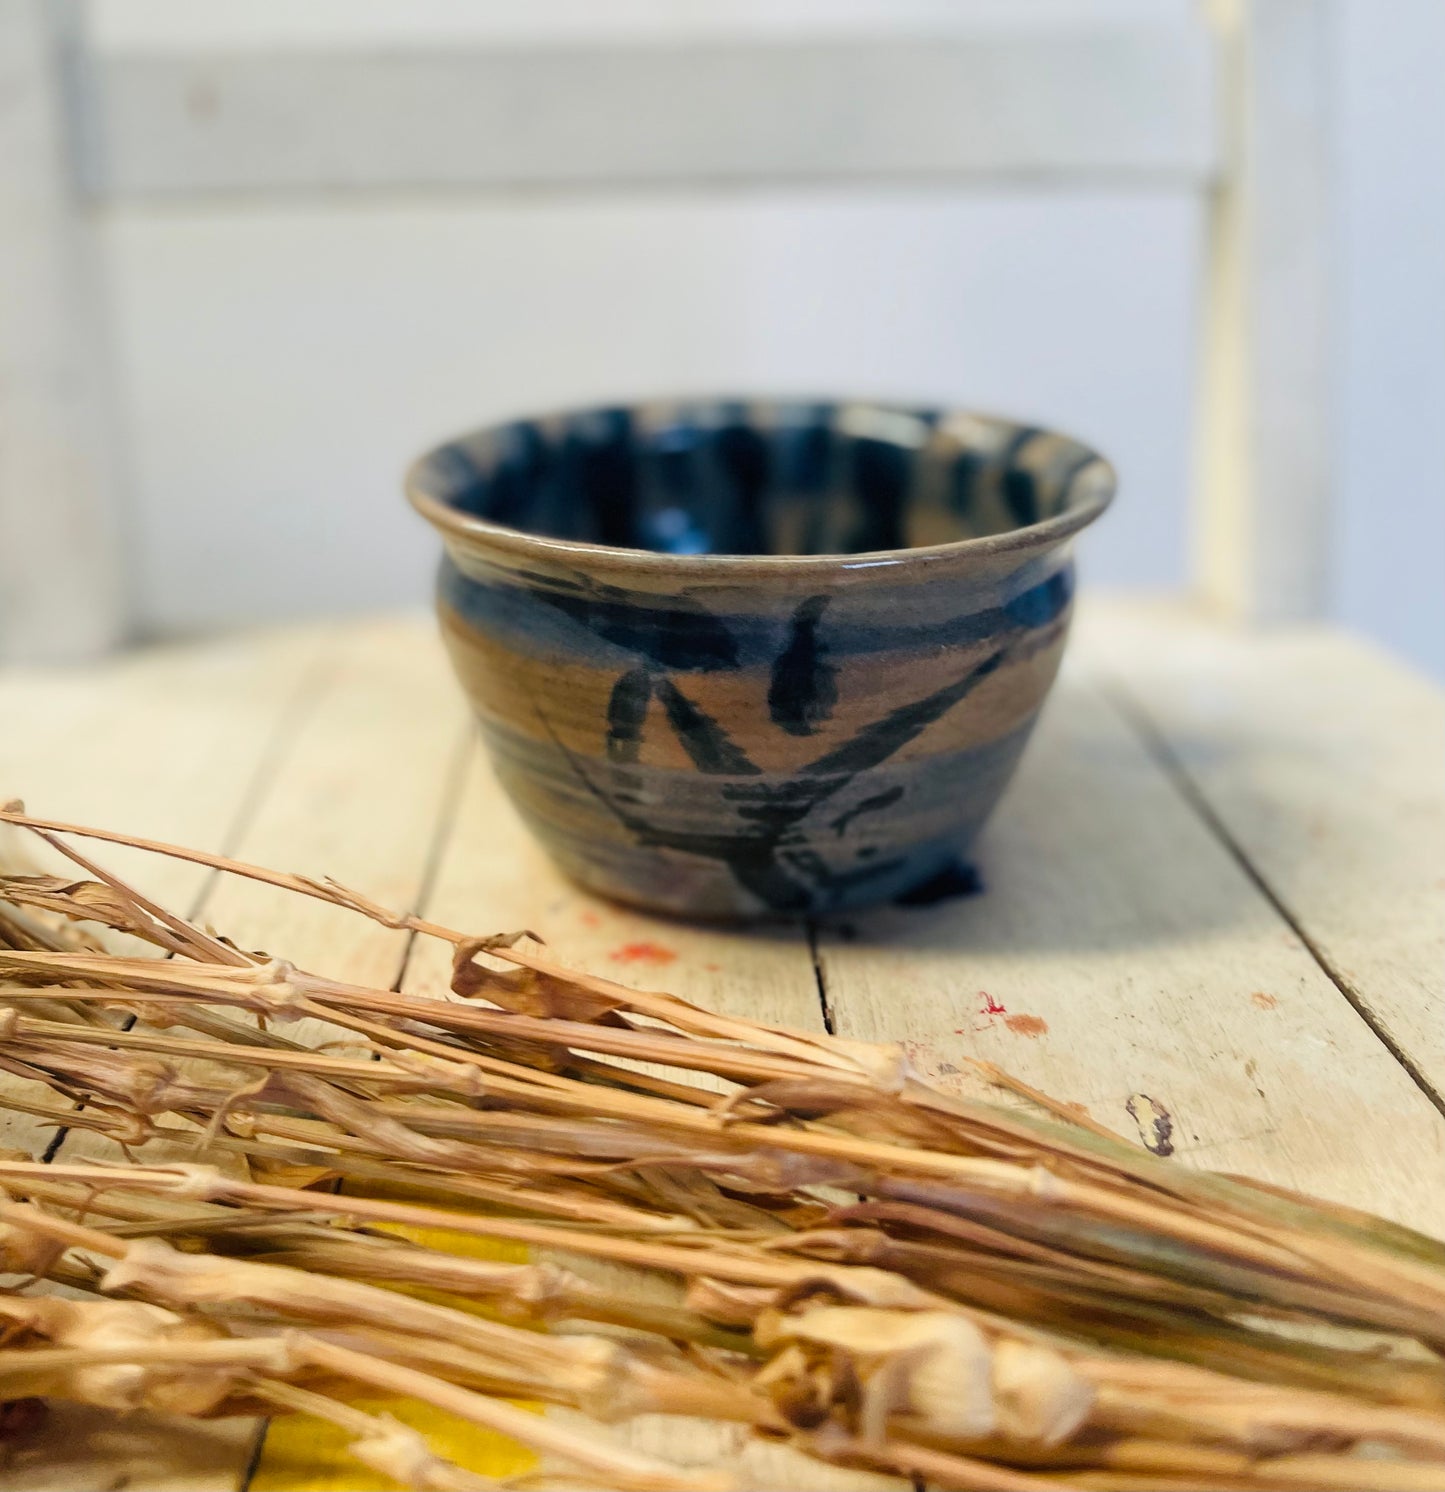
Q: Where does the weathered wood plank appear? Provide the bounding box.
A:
[1082,598,1445,1111]
[0,622,336,1160]
[0,624,336,907]
[6,604,1439,1490]
[0,623,337,1489]
[814,659,1445,1237]
[3,617,467,1492]
[153,617,468,1489]
[199,615,470,990]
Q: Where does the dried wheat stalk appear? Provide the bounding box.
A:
[1,804,1444,1491]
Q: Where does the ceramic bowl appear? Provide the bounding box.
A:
[407,399,1113,920]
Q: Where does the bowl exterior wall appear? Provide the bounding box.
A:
[434,538,1075,919]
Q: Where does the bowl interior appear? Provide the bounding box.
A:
[411,399,1110,559]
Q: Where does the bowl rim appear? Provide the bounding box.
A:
[404,396,1116,577]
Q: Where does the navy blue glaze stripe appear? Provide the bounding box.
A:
[440,562,1072,669]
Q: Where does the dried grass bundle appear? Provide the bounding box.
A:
[1,803,1444,1490]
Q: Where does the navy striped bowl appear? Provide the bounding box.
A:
[407,399,1113,921]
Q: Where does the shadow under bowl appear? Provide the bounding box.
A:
[406,397,1113,921]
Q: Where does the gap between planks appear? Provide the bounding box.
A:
[0,622,343,1490]
[37,638,343,1164]
[394,746,896,1492]
[8,605,1440,1490]
[810,658,1445,1238]
[239,722,477,1489]
[1071,596,1444,1119]
[1,617,472,1491]
[1103,673,1445,1124]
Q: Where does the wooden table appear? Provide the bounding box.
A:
[1,597,1441,1491]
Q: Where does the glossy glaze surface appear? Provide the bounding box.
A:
[408,399,1113,919]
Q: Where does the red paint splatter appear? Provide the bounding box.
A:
[704,962,721,972]
[1004,1013,1048,1038]
[1250,991,1278,1010]
[579,911,601,929]
[609,941,677,966]
[960,991,1046,1037]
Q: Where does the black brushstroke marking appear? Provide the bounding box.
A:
[893,859,983,907]
[803,649,1006,780]
[830,785,904,836]
[768,594,837,737]
[780,848,908,898]
[725,776,819,825]
[653,679,760,776]
[597,647,1011,912]
[532,585,739,671]
[525,592,1059,912]
[605,667,652,764]
[1126,1094,1176,1157]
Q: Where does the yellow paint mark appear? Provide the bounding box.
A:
[252,1396,537,1491]
[375,1220,530,1265]
[250,1218,538,1489]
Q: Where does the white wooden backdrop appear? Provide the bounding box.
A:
[3,0,1440,677]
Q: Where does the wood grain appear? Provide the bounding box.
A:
[0,622,336,1158]
[0,624,336,907]
[198,616,470,1044]
[815,659,1445,1236]
[0,623,336,1487]
[2,603,1441,1490]
[180,616,471,1488]
[1,618,469,1490]
[1083,598,1445,1110]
